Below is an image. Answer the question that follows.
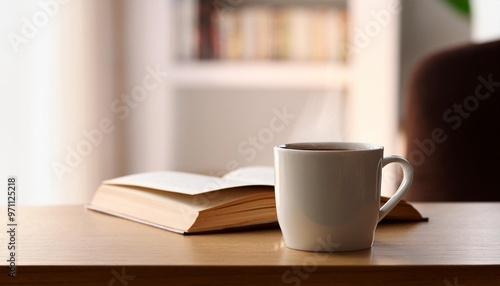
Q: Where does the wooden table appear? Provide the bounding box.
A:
[1,203,499,285]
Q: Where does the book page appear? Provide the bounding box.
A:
[222,166,274,185]
[104,171,267,195]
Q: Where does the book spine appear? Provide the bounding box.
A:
[255,6,273,60]
[198,0,215,59]
[241,6,257,61]
[324,7,342,62]
[288,6,310,62]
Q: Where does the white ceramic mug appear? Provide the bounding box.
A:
[274,142,413,252]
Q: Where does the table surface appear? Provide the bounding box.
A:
[1,203,499,285]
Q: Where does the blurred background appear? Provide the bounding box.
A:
[1,0,498,205]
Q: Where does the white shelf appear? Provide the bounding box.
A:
[170,61,350,90]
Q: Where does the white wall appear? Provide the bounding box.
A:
[120,0,175,174]
[0,0,173,205]
[470,0,500,42]
[1,1,122,204]
[399,0,471,120]
[170,88,345,176]
[346,0,401,155]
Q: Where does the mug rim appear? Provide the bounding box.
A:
[275,142,384,152]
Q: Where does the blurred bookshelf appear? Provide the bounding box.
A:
[172,0,349,90]
[177,1,347,62]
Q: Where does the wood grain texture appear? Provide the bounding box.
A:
[0,203,499,285]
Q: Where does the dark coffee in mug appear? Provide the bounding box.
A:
[278,142,373,151]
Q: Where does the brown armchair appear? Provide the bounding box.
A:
[404,39,500,201]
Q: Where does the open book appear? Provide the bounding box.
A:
[87,166,426,234]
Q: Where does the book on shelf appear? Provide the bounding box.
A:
[174,0,348,62]
[87,166,427,234]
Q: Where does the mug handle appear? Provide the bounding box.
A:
[378,155,414,222]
